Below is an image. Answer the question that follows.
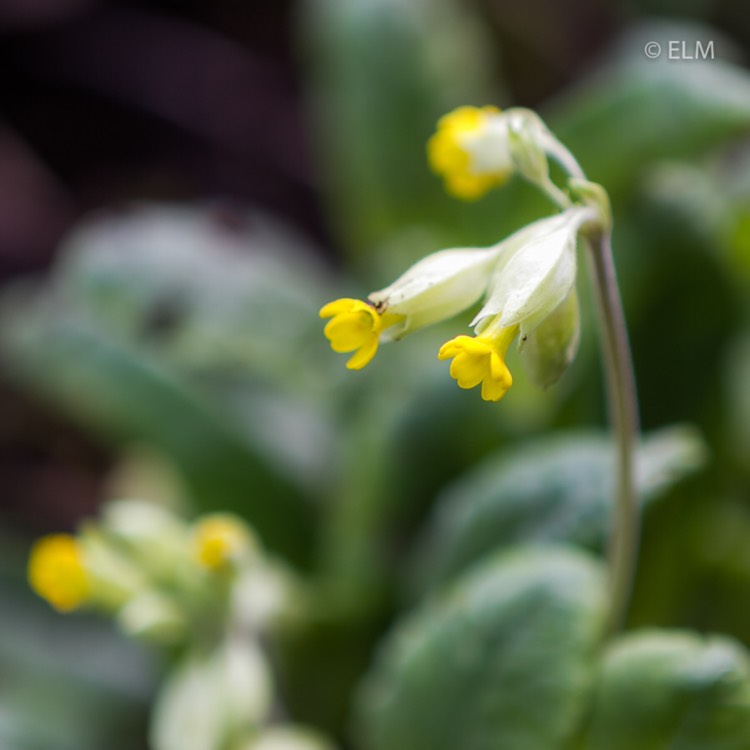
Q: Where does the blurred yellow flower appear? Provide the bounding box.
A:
[28,534,88,612]
[193,515,253,571]
[427,105,511,200]
[438,323,517,402]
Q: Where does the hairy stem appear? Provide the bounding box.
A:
[586,230,640,633]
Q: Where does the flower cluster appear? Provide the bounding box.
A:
[321,105,603,402]
[28,502,264,630]
[28,500,332,750]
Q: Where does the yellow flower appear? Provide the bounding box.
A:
[320,298,399,370]
[427,106,511,201]
[438,322,518,402]
[28,534,89,612]
[192,514,254,571]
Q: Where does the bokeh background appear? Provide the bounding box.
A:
[2,1,750,748]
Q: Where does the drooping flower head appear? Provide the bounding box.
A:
[320,102,602,402]
[319,206,593,399]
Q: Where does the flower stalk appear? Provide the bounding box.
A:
[584,229,640,633]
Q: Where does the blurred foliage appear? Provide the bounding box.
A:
[0,587,154,750]
[578,630,750,749]
[410,426,706,595]
[1,1,750,749]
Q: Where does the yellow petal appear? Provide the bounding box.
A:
[489,352,513,388]
[481,375,510,402]
[438,335,476,360]
[449,352,484,389]
[428,106,507,201]
[346,337,379,370]
[319,298,360,319]
[324,313,373,351]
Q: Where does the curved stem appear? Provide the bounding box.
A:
[586,231,640,633]
[542,134,586,182]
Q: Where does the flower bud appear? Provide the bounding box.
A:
[519,289,580,388]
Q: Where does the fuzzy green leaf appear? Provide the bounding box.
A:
[357,547,606,750]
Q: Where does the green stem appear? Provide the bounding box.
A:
[538,178,573,210]
[586,230,640,633]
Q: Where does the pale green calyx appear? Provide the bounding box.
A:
[472,206,596,336]
[505,109,551,187]
[519,289,581,388]
[368,245,504,339]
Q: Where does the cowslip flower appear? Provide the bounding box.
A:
[28,534,89,612]
[438,320,516,401]
[428,105,580,203]
[320,244,505,369]
[319,298,401,371]
[427,106,512,200]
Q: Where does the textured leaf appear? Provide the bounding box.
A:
[579,629,750,750]
[357,547,607,750]
[412,426,706,593]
